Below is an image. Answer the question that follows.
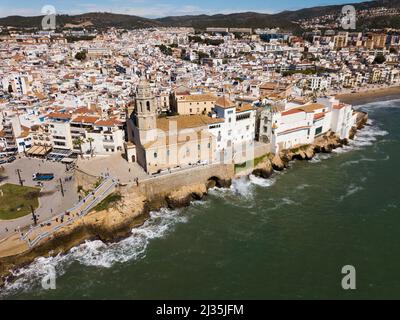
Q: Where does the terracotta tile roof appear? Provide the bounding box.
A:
[236,104,255,113]
[72,115,99,124]
[314,112,326,120]
[300,103,325,113]
[333,103,346,110]
[215,96,235,109]
[73,107,91,114]
[180,93,217,102]
[157,115,223,132]
[282,108,304,116]
[47,112,71,120]
[95,119,122,127]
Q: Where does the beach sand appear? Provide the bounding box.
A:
[336,86,400,106]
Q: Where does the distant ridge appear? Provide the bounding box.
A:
[1,1,400,31]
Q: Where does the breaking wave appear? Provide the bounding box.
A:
[0,208,187,297]
[338,184,364,202]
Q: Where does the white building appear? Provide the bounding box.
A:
[207,96,256,163]
[265,97,356,154]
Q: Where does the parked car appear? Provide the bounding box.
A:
[33,173,55,181]
[0,159,6,165]
[7,156,16,163]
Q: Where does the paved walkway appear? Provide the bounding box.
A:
[23,177,117,248]
[0,157,79,241]
[0,177,117,257]
[77,153,148,184]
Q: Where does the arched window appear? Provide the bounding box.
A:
[139,102,143,112]
[146,101,151,112]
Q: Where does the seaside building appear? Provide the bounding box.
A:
[127,78,218,174]
[260,97,357,154]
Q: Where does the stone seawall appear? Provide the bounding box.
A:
[0,164,235,287]
[138,163,234,200]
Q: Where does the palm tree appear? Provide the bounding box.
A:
[86,137,95,157]
[73,137,85,159]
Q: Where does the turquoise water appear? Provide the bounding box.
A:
[2,100,400,299]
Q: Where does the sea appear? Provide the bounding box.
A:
[1,99,400,299]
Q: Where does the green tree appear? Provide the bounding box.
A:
[86,137,95,157]
[73,137,85,158]
[374,53,386,64]
[75,50,87,61]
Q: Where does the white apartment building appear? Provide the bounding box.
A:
[264,97,357,154]
[207,96,256,163]
[1,74,31,96]
[309,76,332,91]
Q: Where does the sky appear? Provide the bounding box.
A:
[0,0,366,18]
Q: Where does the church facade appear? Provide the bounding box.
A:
[126,79,219,174]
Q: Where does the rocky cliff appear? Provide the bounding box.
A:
[253,130,353,178]
[0,176,232,287]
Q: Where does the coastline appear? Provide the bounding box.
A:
[336,86,400,106]
[0,110,369,289]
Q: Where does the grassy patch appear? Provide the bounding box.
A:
[94,177,104,189]
[0,184,40,220]
[290,145,311,153]
[92,193,122,212]
[234,153,271,172]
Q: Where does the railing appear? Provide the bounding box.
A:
[22,177,118,248]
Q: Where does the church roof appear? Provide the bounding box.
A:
[215,96,235,109]
[156,115,223,132]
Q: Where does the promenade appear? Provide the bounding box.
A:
[0,158,79,241]
[0,176,117,258]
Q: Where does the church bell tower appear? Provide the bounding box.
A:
[134,78,157,144]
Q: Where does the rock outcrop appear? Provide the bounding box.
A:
[166,184,208,209]
[356,111,369,130]
[0,175,233,287]
[0,192,149,287]
[252,158,273,179]
[271,154,286,171]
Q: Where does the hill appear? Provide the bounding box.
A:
[1,1,400,31]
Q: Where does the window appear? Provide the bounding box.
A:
[154,152,158,158]
[237,113,251,121]
[146,101,151,111]
[315,126,323,136]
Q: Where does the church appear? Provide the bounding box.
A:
[126,78,220,174]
